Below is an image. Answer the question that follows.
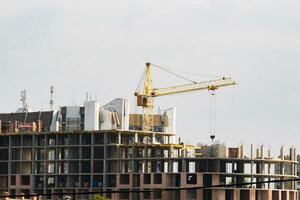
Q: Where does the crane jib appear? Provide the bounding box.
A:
[151,79,236,97]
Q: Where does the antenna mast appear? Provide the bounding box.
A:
[20,90,28,112]
[50,86,54,110]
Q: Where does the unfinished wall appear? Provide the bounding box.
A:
[84,101,99,131]
[101,98,129,130]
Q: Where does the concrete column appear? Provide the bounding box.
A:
[18,193,25,200]
[257,190,262,200]
[180,173,187,200]
[286,191,290,200]
[182,160,186,172]
[2,192,9,200]
[197,173,203,200]
[212,189,225,200]
[272,190,280,200]
[268,149,271,189]
[267,190,272,200]
[197,173,203,187]
[259,190,272,200]
[260,145,264,158]
[197,189,203,200]
[152,133,155,143]
[142,160,145,173]
[14,121,18,133]
[290,191,297,200]
[180,190,186,200]
[162,190,168,200]
[233,189,240,200]
[111,193,118,200]
[31,193,37,200]
[290,147,294,161]
[211,174,219,185]
[118,133,121,144]
[240,145,244,158]
[116,174,120,188]
[280,146,284,160]
[249,189,255,200]
[134,133,138,143]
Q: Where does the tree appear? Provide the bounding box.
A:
[93,194,110,200]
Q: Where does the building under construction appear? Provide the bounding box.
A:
[0,63,298,199]
[0,97,298,200]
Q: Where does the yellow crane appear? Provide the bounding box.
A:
[134,62,237,131]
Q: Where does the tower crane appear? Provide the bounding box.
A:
[134,62,237,132]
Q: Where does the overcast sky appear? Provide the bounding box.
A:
[0,0,299,154]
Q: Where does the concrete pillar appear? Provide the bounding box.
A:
[260,145,264,158]
[240,145,244,158]
[196,189,203,200]
[278,190,282,200]
[212,189,225,200]
[134,133,138,143]
[181,160,186,172]
[280,146,284,160]
[180,190,186,200]
[118,133,121,144]
[211,174,219,185]
[180,173,187,200]
[256,190,262,200]
[197,173,203,187]
[197,174,203,200]
[111,193,118,200]
[290,148,295,190]
[116,174,120,188]
[162,190,168,200]
[250,144,253,159]
[267,190,272,200]
[249,189,255,200]
[18,193,25,200]
[259,190,272,200]
[290,147,294,161]
[152,133,155,143]
[31,193,37,200]
[286,190,290,200]
[233,189,240,200]
[272,191,279,200]
[2,192,9,200]
[290,191,297,200]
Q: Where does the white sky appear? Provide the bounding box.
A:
[0,0,299,154]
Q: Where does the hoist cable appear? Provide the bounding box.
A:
[213,92,216,135]
[210,92,213,136]
[151,63,221,79]
[150,63,197,84]
[135,68,146,93]
[210,91,216,141]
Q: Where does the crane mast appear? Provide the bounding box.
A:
[142,62,154,131]
[135,62,237,131]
